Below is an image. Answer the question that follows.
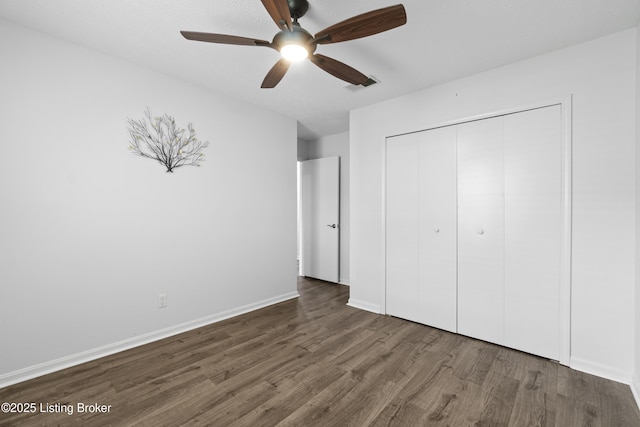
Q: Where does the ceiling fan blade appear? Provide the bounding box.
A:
[181,31,272,47]
[314,4,406,45]
[309,54,369,86]
[261,58,291,88]
[261,0,293,31]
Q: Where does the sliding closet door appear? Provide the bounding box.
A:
[503,105,562,360]
[386,133,420,322]
[457,117,505,345]
[418,127,457,332]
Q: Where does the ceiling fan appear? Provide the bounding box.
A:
[180,0,407,88]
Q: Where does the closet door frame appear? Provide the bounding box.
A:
[381,96,572,366]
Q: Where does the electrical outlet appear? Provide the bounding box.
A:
[158,293,167,309]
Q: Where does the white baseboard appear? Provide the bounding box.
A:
[632,375,640,411]
[570,356,633,385]
[347,298,381,314]
[0,291,299,389]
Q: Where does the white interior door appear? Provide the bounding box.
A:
[386,128,457,329]
[418,127,458,332]
[503,105,562,360]
[300,157,340,282]
[385,134,420,322]
[457,116,505,345]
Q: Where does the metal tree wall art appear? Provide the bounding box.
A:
[127,108,209,172]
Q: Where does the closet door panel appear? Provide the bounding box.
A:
[385,134,420,322]
[504,105,562,360]
[418,126,458,332]
[457,117,505,345]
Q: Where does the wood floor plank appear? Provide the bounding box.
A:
[451,337,502,386]
[504,350,558,426]
[369,399,426,426]
[336,340,439,426]
[594,375,640,427]
[421,376,479,424]
[145,379,278,427]
[472,370,520,426]
[557,364,601,406]
[276,338,425,426]
[1,276,639,426]
[556,393,602,427]
[227,361,347,426]
[508,375,557,427]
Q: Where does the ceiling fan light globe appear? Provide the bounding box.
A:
[281,44,308,62]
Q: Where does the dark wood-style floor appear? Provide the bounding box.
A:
[1,277,639,426]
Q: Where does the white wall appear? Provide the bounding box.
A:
[297,138,310,162]
[0,19,298,386]
[634,21,640,407]
[351,29,636,382]
[304,132,350,284]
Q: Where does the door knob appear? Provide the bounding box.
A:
[478,230,485,235]
[434,228,440,233]
[327,224,337,228]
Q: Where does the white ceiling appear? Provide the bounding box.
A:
[1,0,639,140]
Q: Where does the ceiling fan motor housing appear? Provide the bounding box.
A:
[287,0,309,19]
[273,22,316,54]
